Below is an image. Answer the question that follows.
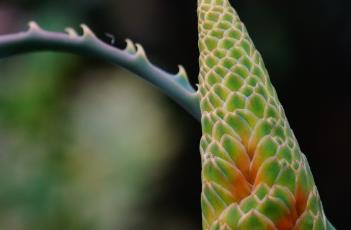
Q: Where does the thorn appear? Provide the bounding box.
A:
[175,65,194,91]
[65,27,78,37]
[125,39,136,53]
[28,21,41,32]
[135,43,148,60]
[80,24,96,38]
[195,87,200,95]
[105,33,115,45]
[177,65,188,79]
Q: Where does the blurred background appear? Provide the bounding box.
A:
[0,0,350,229]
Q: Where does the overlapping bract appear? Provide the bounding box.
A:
[197,0,328,229]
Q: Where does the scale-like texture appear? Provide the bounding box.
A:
[197,0,328,229]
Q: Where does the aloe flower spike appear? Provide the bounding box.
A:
[197,0,335,229]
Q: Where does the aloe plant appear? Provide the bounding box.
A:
[0,0,337,229]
